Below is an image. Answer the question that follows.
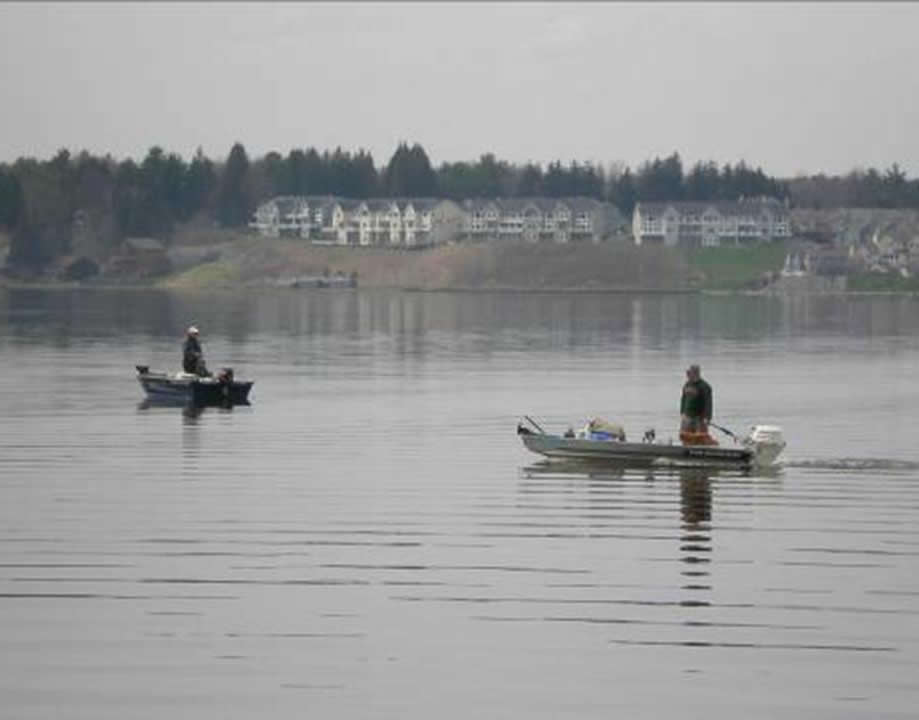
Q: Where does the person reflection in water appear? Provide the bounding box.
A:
[182,325,209,376]
[680,363,715,445]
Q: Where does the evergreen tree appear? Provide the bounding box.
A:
[436,161,478,199]
[71,151,114,214]
[685,161,719,201]
[474,153,510,197]
[161,152,187,221]
[302,148,325,194]
[123,145,178,236]
[881,163,908,208]
[575,162,604,198]
[326,147,352,196]
[283,149,308,195]
[543,161,566,197]
[113,159,149,237]
[636,152,684,202]
[215,142,252,228]
[351,150,379,198]
[0,168,24,228]
[609,167,637,215]
[383,142,437,196]
[182,147,217,219]
[515,163,544,196]
[8,153,74,267]
[260,151,286,197]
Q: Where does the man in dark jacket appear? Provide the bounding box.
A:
[680,364,713,435]
[182,326,208,376]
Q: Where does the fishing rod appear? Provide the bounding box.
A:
[709,421,740,441]
[523,415,547,434]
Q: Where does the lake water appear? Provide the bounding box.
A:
[1,287,918,720]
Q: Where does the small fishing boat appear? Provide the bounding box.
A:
[517,416,785,469]
[135,365,253,406]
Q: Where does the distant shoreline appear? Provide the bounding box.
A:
[4,278,919,297]
[5,231,919,295]
[402,286,699,295]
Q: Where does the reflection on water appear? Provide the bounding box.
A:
[679,470,712,597]
[137,398,250,423]
[1,288,919,719]
[5,286,919,350]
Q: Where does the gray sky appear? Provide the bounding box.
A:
[1,2,917,177]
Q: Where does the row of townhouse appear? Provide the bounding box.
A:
[460,197,626,244]
[250,195,627,247]
[250,195,464,247]
[632,197,792,247]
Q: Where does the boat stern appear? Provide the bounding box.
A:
[744,425,786,467]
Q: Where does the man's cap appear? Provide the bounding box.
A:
[187,326,199,335]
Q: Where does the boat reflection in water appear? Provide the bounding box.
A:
[520,460,782,610]
[136,397,249,421]
[678,469,713,594]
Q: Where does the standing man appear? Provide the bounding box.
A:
[680,363,713,442]
[182,325,208,376]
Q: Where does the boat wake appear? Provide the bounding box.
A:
[784,458,919,472]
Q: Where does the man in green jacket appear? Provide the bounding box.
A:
[680,364,713,436]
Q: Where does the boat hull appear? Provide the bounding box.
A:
[137,368,253,406]
[518,427,756,468]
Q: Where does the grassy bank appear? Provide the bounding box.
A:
[686,241,790,290]
[159,237,696,292]
[847,272,919,293]
[1,233,831,295]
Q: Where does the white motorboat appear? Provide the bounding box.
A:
[517,416,785,470]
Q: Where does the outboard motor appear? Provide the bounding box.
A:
[743,425,786,467]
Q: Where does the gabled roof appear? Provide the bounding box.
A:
[397,197,439,212]
[495,197,531,214]
[366,199,397,212]
[303,194,340,210]
[462,196,605,215]
[561,196,601,213]
[636,197,787,219]
[462,198,487,212]
[334,198,362,211]
[273,196,306,216]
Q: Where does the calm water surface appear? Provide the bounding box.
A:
[1,288,918,719]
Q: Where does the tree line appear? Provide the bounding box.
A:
[1,141,918,268]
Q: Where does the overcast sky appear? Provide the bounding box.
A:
[1,2,917,177]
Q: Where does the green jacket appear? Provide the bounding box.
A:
[681,378,713,420]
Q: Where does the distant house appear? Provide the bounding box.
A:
[249,195,317,238]
[632,197,791,247]
[387,198,465,247]
[782,243,853,278]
